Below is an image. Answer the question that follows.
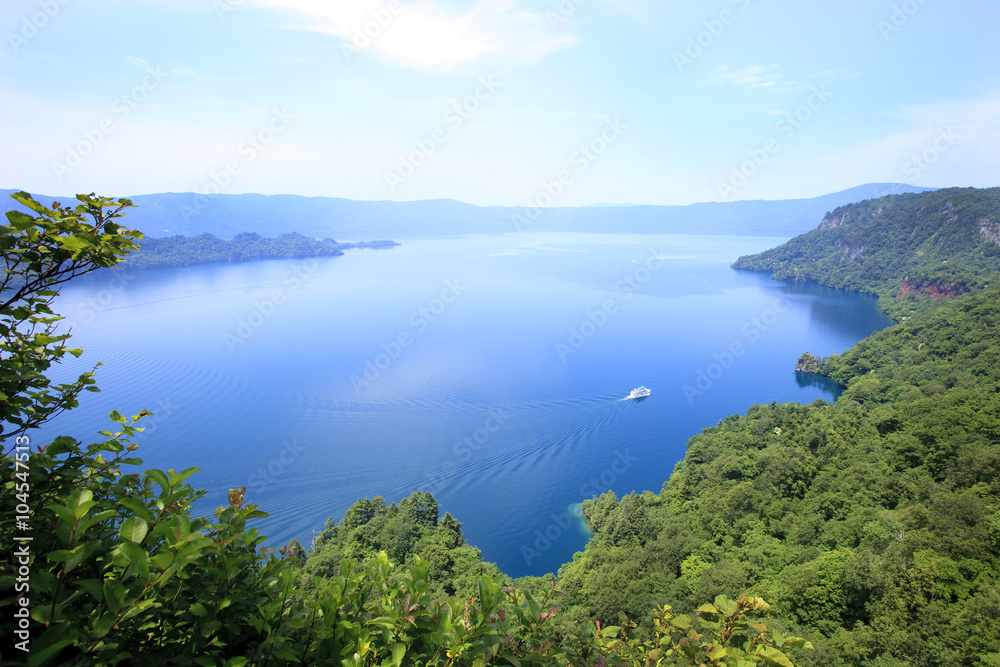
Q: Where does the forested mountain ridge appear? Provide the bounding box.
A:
[732,187,1000,320]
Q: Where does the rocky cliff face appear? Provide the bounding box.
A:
[837,242,867,261]
[981,218,1000,246]
[819,211,846,230]
[896,278,969,300]
[820,202,886,231]
[794,352,825,373]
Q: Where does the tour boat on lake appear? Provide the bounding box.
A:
[630,386,651,398]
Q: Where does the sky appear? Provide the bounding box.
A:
[1,0,998,207]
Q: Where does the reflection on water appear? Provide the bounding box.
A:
[794,371,844,399]
[37,233,890,578]
[774,280,892,341]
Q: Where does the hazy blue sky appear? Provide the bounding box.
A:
[2,0,998,206]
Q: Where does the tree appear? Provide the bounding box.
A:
[0,192,142,446]
[399,489,439,527]
[439,511,464,549]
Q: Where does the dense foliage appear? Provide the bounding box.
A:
[0,192,142,442]
[117,232,345,270]
[7,186,997,665]
[303,492,505,606]
[732,187,1000,320]
[1,193,807,666]
[555,295,1000,662]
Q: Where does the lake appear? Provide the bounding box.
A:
[39,233,892,578]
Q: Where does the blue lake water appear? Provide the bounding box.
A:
[38,233,891,578]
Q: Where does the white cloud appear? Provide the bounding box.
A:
[775,96,1000,193]
[706,65,809,92]
[707,65,777,88]
[245,0,576,71]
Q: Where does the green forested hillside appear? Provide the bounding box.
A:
[556,291,1000,663]
[301,492,504,605]
[117,231,345,269]
[732,187,1000,320]
[4,189,998,665]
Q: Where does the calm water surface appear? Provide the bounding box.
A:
[40,233,891,577]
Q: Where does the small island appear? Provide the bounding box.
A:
[794,351,826,373]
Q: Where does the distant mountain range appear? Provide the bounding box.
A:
[1,183,938,240]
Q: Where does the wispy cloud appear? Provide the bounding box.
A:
[807,96,1000,189]
[246,0,576,71]
[707,65,776,88]
[706,65,807,92]
[888,97,1000,131]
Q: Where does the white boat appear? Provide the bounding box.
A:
[630,386,651,398]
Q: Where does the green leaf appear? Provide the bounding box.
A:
[168,466,201,487]
[706,645,728,660]
[714,594,737,616]
[116,497,155,523]
[145,468,170,492]
[104,578,126,613]
[26,625,77,667]
[116,541,150,580]
[64,541,102,575]
[391,642,407,667]
[109,409,126,424]
[151,553,173,571]
[67,488,95,517]
[189,602,208,618]
[78,578,104,602]
[119,516,148,543]
[757,646,795,667]
[48,547,79,564]
[58,234,92,254]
